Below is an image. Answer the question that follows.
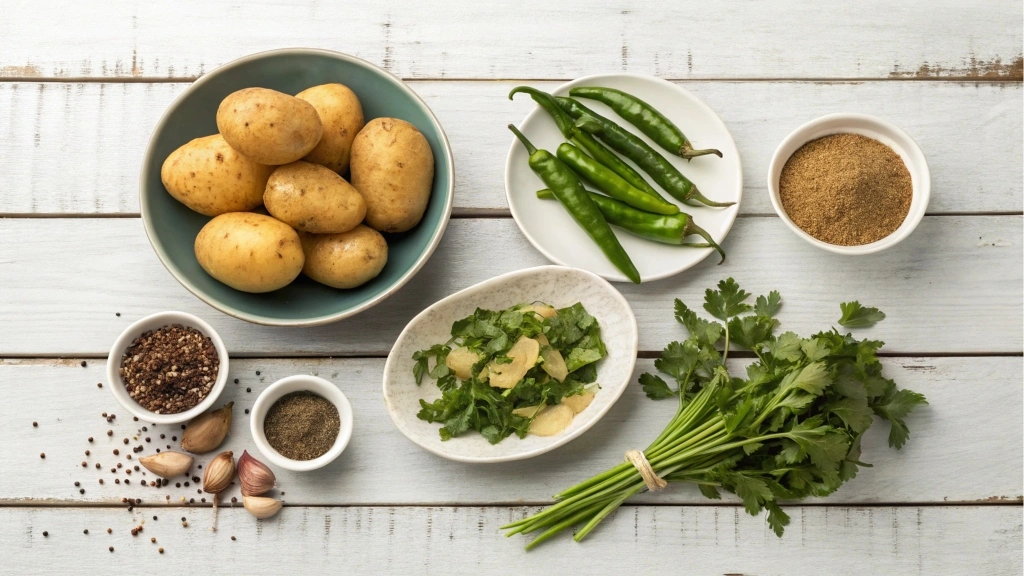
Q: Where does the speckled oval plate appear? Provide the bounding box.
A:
[383,265,638,463]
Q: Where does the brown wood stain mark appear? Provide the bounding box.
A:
[0,64,42,77]
[889,55,1024,79]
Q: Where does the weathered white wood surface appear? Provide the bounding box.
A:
[1,216,1019,356]
[3,506,1020,575]
[0,81,1020,216]
[0,1,1020,81]
[2,357,1020,506]
[1,0,1021,570]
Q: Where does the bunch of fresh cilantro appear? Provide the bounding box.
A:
[504,278,927,549]
[413,302,605,444]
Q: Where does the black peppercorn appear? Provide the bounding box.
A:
[80,360,87,367]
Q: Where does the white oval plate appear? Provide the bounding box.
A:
[505,73,742,282]
[383,265,638,463]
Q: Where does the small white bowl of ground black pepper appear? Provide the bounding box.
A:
[107,311,229,424]
[250,375,354,472]
[767,113,930,254]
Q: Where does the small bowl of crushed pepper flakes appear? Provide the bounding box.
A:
[107,311,229,424]
[767,113,930,255]
[250,375,354,471]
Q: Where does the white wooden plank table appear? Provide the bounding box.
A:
[0,2,1020,574]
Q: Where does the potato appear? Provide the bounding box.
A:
[350,118,435,233]
[216,88,323,165]
[445,346,481,380]
[527,403,574,436]
[533,333,568,382]
[264,161,366,234]
[561,392,595,415]
[194,213,304,293]
[160,134,273,216]
[300,225,388,289]
[488,336,540,389]
[522,304,558,319]
[296,83,364,174]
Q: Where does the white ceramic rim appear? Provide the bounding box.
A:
[766,112,931,255]
[503,73,743,282]
[106,311,229,424]
[139,47,456,326]
[382,264,639,463]
[249,374,354,471]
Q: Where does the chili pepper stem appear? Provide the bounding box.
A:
[684,186,736,208]
[680,145,723,159]
[507,124,537,155]
[684,220,726,264]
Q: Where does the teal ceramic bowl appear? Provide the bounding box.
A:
[141,49,454,326]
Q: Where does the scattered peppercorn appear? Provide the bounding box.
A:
[83,529,88,534]
[95,463,101,469]
[116,312,121,317]
[32,422,38,427]
[99,479,104,485]
[106,528,112,534]
[81,461,86,467]
[151,537,156,543]
[81,361,87,367]
[97,383,102,388]
[246,388,251,393]
[109,546,114,552]
[85,450,90,456]
[245,409,250,414]
[123,438,129,445]
[88,437,93,442]
[107,430,113,436]
[117,463,122,468]
[114,479,120,484]
[153,516,158,521]
[113,449,119,455]
[39,453,45,459]
[231,536,236,541]
[131,528,138,536]
[74,482,80,487]
[233,379,239,384]
[158,548,164,554]
[230,497,237,503]
[255,371,260,375]
[79,489,85,494]
[42,531,48,537]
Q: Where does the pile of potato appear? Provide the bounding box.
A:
[160,84,435,293]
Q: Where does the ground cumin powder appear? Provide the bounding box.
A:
[264,391,340,460]
[779,133,912,246]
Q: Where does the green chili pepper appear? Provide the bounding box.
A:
[509,86,666,202]
[556,143,679,215]
[536,189,725,264]
[556,97,734,208]
[508,124,641,283]
[569,86,722,159]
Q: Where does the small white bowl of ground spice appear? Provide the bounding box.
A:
[250,375,353,472]
[768,113,930,254]
[107,311,229,424]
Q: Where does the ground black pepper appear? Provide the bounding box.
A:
[264,391,341,460]
[119,325,219,414]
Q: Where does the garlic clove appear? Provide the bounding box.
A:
[243,496,283,519]
[181,402,233,454]
[238,450,277,497]
[202,451,235,494]
[138,451,194,478]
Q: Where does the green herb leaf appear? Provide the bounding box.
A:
[839,301,886,328]
[697,484,721,500]
[654,340,701,384]
[872,388,928,449]
[768,332,803,363]
[703,278,752,321]
[826,397,874,433]
[779,362,832,396]
[639,373,676,399]
[755,291,782,317]
[674,299,723,346]
[764,500,790,537]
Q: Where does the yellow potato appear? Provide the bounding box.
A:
[561,392,596,415]
[350,118,434,233]
[300,225,388,289]
[528,403,574,436]
[264,161,366,234]
[296,83,365,174]
[194,213,304,293]
[488,336,540,389]
[160,134,273,216]
[445,346,481,380]
[216,88,323,165]
[522,304,557,319]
